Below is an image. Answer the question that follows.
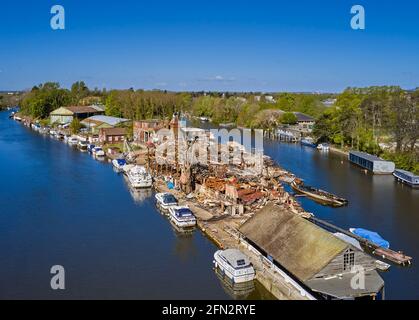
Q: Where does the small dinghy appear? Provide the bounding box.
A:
[349,228,390,249]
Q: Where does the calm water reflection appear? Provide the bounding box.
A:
[0,111,273,300]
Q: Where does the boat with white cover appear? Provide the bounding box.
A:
[92,146,105,157]
[213,249,255,283]
[168,206,196,228]
[125,165,152,188]
[155,192,178,211]
[68,136,79,145]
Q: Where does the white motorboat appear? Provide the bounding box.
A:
[68,136,79,145]
[155,192,178,211]
[213,249,255,284]
[92,146,105,157]
[317,143,330,151]
[125,165,152,188]
[112,158,127,172]
[168,206,196,228]
[78,140,88,150]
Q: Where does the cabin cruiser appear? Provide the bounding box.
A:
[56,133,64,140]
[168,206,196,228]
[155,192,178,211]
[112,158,127,172]
[213,249,255,284]
[317,143,330,151]
[87,144,95,152]
[49,129,57,137]
[68,136,79,145]
[78,140,88,150]
[350,228,390,249]
[92,146,105,157]
[125,165,153,188]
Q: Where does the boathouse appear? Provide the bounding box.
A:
[81,115,131,134]
[349,151,395,174]
[293,112,315,132]
[50,106,104,124]
[99,127,127,144]
[239,204,385,300]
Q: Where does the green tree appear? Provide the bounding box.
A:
[70,118,82,134]
[280,112,298,125]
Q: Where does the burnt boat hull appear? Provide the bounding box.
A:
[291,181,348,207]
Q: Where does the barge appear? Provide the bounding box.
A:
[291,179,348,207]
[393,169,419,188]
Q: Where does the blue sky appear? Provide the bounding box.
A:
[0,0,418,92]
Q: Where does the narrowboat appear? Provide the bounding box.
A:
[393,169,419,188]
[213,249,255,284]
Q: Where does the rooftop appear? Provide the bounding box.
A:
[349,150,388,162]
[239,203,348,281]
[100,127,127,136]
[82,115,130,126]
[293,112,315,122]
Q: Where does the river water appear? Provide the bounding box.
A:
[263,140,419,300]
[0,111,273,299]
[1,111,418,299]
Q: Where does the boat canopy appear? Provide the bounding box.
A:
[162,193,177,204]
[352,228,390,249]
[175,207,193,217]
[116,159,126,166]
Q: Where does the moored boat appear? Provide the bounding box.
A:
[78,140,88,150]
[168,206,196,228]
[393,169,419,188]
[67,136,79,145]
[291,179,348,207]
[349,228,390,249]
[317,143,330,151]
[125,165,152,188]
[155,192,178,211]
[213,249,255,284]
[300,137,317,148]
[112,158,127,172]
[92,146,105,157]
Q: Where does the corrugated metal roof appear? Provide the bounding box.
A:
[349,151,386,162]
[293,112,315,122]
[84,115,130,126]
[239,203,348,281]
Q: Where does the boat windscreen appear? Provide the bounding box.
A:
[236,259,247,266]
[116,159,126,165]
[176,208,192,217]
[163,194,177,204]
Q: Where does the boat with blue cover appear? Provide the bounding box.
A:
[168,206,196,228]
[349,228,390,249]
[393,169,419,188]
[112,158,127,172]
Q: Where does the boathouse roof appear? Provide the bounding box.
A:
[349,150,385,162]
[239,203,348,281]
[82,115,130,127]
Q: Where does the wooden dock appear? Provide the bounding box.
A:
[307,216,413,266]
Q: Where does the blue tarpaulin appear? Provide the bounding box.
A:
[167,181,174,189]
[352,228,390,249]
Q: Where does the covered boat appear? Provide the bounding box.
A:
[155,192,178,211]
[125,165,153,188]
[349,228,390,249]
[213,249,255,284]
[168,206,196,228]
[112,158,127,172]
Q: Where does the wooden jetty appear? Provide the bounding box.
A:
[308,216,412,266]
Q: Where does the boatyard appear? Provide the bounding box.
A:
[4,108,416,300]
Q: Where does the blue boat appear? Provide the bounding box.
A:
[112,158,127,172]
[350,228,390,249]
[300,137,317,148]
[393,169,419,188]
